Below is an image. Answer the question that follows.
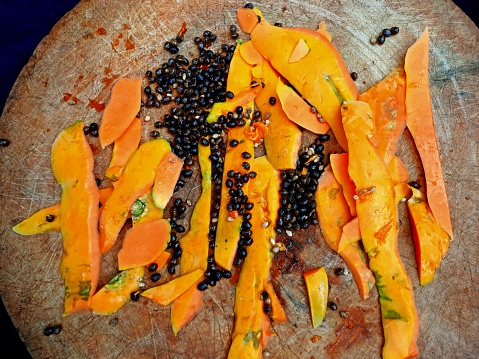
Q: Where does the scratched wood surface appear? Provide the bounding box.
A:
[0,0,478,358]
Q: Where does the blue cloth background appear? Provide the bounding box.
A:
[0,1,476,358]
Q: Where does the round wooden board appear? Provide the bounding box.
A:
[1,0,478,358]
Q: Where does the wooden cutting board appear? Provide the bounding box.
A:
[0,0,478,358]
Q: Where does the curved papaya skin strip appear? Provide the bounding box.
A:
[226,40,253,94]
[342,100,418,359]
[317,21,332,42]
[214,119,255,271]
[303,267,328,328]
[276,79,331,134]
[13,187,113,236]
[141,268,204,306]
[171,143,211,335]
[330,153,357,217]
[51,121,100,316]
[404,28,452,239]
[90,266,144,315]
[358,69,407,166]
[99,78,142,148]
[13,204,60,235]
[315,165,375,299]
[228,156,279,359]
[243,9,357,151]
[105,117,142,183]
[239,40,263,66]
[407,186,450,286]
[151,151,183,210]
[388,156,409,185]
[99,139,171,253]
[263,279,287,323]
[117,219,170,270]
[255,59,302,170]
[338,217,361,252]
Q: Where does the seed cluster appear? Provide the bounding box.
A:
[373,26,400,45]
[83,122,99,137]
[166,198,189,274]
[275,135,329,234]
[260,291,273,316]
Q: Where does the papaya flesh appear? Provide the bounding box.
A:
[315,165,375,299]
[13,187,113,236]
[171,141,211,335]
[405,28,453,239]
[99,139,171,253]
[254,58,301,170]
[99,78,141,148]
[342,100,419,359]
[151,151,183,210]
[105,117,141,183]
[303,267,328,328]
[358,69,407,166]
[228,156,279,359]
[90,266,144,315]
[243,9,357,151]
[117,219,170,270]
[407,187,449,286]
[51,121,100,316]
[141,268,204,306]
[13,203,60,235]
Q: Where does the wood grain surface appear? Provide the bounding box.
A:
[0,0,478,358]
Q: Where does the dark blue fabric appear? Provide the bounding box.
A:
[0,1,477,359]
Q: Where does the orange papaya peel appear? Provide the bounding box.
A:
[338,217,361,252]
[330,153,357,217]
[342,100,419,359]
[151,151,183,210]
[358,69,407,166]
[405,28,452,239]
[90,267,144,315]
[243,9,357,151]
[407,186,450,286]
[99,139,171,253]
[228,156,279,359]
[315,164,375,299]
[105,117,141,183]
[99,78,141,148]
[276,78,330,134]
[255,59,302,170]
[303,267,328,328]
[117,219,170,270]
[171,142,211,335]
[51,121,100,316]
[141,268,204,306]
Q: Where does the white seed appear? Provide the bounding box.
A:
[286,230,293,237]
[254,142,259,148]
[353,195,359,200]
[307,147,315,156]
[67,99,76,105]
[369,186,376,192]
[400,197,407,203]
[212,218,218,223]
[227,216,234,222]
[144,115,151,122]
[272,246,280,253]
[265,298,271,304]
[186,199,192,206]
[265,119,270,125]
[212,133,220,139]
[264,352,271,357]
[262,221,269,228]
[269,238,276,246]
[169,157,176,163]
[157,94,163,101]
[138,282,146,288]
[182,73,187,80]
